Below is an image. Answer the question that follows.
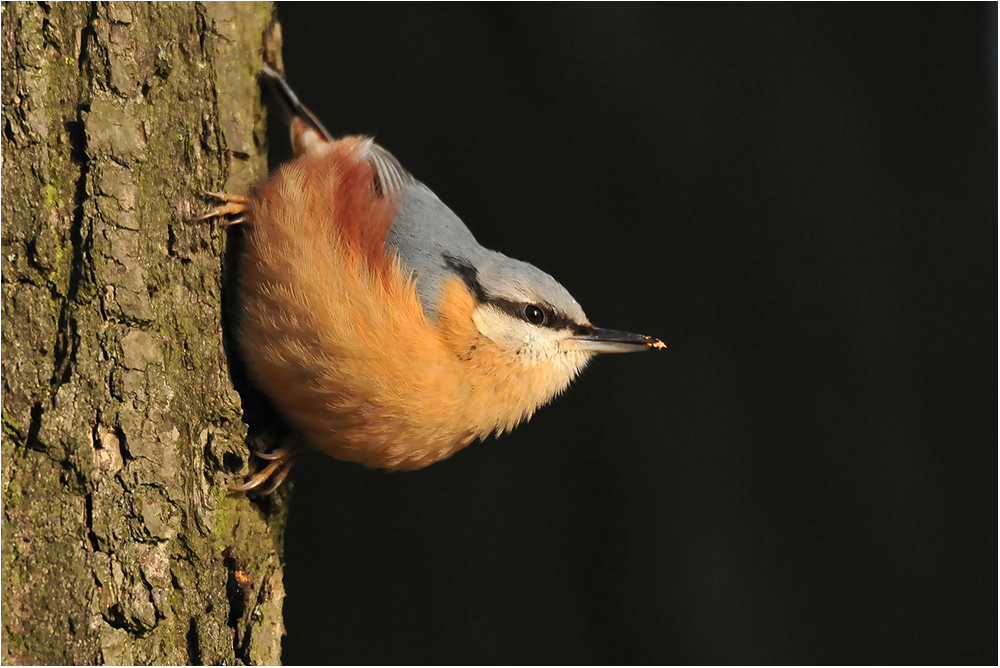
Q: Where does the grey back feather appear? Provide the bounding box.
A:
[386,181,588,326]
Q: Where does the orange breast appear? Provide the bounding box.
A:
[237,139,478,469]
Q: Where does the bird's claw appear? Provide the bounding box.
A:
[234,441,303,495]
[191,190,250,226]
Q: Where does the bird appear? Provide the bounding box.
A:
[195,66,665,494]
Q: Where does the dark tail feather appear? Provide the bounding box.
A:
[260,65,334,142]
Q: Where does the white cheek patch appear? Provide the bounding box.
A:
[472,305,526,350]
[472,305,565,366]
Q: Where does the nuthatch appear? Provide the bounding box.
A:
[196,67,665,494]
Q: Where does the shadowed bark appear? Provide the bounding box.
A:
[1,3,288,664]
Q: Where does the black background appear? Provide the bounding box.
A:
[264,4,996,665]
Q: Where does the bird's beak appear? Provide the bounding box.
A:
[564,327,667,354]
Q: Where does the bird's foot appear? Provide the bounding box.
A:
[191,190,251,227]
[234,440,304,495]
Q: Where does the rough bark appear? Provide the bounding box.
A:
[1,3,287,664]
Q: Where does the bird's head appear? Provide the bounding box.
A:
[435,251,664,433]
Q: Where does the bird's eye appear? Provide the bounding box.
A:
[523,304,547,326]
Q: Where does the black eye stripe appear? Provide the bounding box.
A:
[549,313,592,335]
[485,298,589,333]
[443,255,590,334]
[443,255,488,302]
[483,298,531,322]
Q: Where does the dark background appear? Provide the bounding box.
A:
[266,4,996,664]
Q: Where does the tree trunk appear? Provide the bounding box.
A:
[2,3,287,664]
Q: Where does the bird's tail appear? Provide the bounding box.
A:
[260,65,334,142]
